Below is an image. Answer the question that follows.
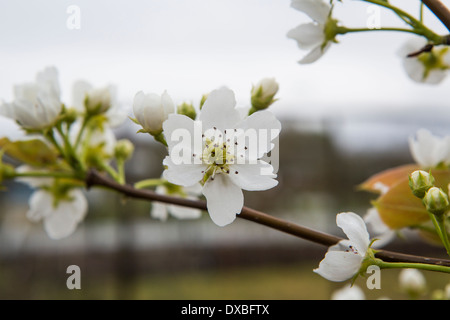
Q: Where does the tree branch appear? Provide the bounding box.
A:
[422,0,450,33]
[85,169,450,267]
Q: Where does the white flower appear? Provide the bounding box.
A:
[133,90,175,135]
[27,189,87,240]
[287,0,335,64]
[331,285,366,300]
[364,207,396,248]
[399,269,427,296]
[162,87,281,226]
[151,183,202,221]
[72,80,126,127]
[398,37,450,84]
[0,66,62,130]
[16,165,88,239]
[408,129,450,168]
[314,212,371,282]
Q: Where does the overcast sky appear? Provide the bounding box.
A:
[0,0,449,131]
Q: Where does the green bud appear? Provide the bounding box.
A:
[177,102,197,120]
[423,187,449,216]
[409,170,435,198]
[62,107,79,126]
[114,139,134,161]
[250,77,279,114]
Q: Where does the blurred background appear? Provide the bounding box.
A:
[0,0,450,299]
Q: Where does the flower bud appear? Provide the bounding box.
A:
[84,87,112,115]
[133,90,174,135]
[250,77,279,113]
[409,170,434,198]
[199,93,209,110]
[177,102,197,120]
[423,187,449,216]
[399,269,426,298]
[114,139,134,161]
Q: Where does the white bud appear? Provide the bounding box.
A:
[250,77,279,112]
[133,90,174,135]
[399,269,426,297]
[84,87,112,115]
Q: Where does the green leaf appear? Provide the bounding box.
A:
[0,137,59,167]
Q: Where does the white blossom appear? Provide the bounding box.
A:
[364,207,396,248]
[408,129,450,168]
[162,87,280,226]
[0,67,62,130]
[133,90,175,135]
[399,269,427,296]
[331,285,366,300]
[151,183,202,221]
[398,37,450,84]
[287,0,334,64]
[314,212,371,282]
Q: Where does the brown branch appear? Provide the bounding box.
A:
[422,0,450,32]
[86,169,450,267]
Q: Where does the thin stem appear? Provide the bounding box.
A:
[134,178,166,189]
[435,214,450,256]
[85,169,450,267]
[14,171,78,180]
[74,115,91,151]
[338,26,427,37]
[378,260,450,274]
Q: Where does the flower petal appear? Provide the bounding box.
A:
[286,23,325,50]
[199,87,241,131]
[228,160,278,191]
[313,250,363,282]
[202,174,243,226]
[163,156,207,187]
[290,0,331,24]
[336,212,370,256]
[299,42,330,64]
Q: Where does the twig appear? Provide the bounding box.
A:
[85,169,450,267]
[422,0,450,32]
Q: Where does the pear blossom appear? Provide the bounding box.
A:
[314,212,371,282]
[399,269,427,297]
[133,90,175,135]
[0,66,62,130]
[408,129,450,168]
[27,188,88,240]
[287,0,336,64]
[72,80,127,127]
[331,285,366,300]
[151,183,202,221]
[398,37,450,84]
[162,87,280,226]
[16,165,88,240]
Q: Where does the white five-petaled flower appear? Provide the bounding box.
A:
[133,90,175,135]
[0,66,62,130]
[408,128,450,168]
[16,165,88,240]
[398,37,450,84]
[162,87,281,227]
[287,0,335,64]
[314,212,371,282]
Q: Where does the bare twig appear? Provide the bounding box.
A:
[422,0,450,32]
[86,169,450,267]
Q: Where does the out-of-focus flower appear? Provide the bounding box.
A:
[314,212,371,282]
[162,87,280,226]
[133,90,175,135]
[408,129,450,168]
[331,285,366,300]
[151,183,202,221]
[287,0,338,64]
[0,67,62,130]
[364,207,396,248]
[72,80,126,127]
[399,269,427,298]
[398,37,450,84]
